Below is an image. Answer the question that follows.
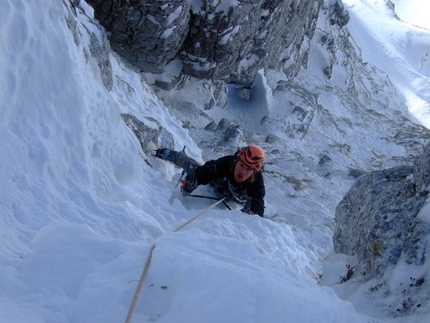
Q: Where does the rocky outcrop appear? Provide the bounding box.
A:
[86,0,192,74]
[333,143,430,278]
[86,0,324,85]
[121,113,175,160]
[180,0,322,85]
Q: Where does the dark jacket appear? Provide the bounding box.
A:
[194,155,265,217]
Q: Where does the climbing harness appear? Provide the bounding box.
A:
[227,180,248,204]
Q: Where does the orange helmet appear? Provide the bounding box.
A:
[236,145,265,171]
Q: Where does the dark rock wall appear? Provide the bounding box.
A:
[86,0,324,85]
[86,0,192,74]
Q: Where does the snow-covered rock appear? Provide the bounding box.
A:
[86,0,323,85]
[333,143,430,318]
[86,0,192,74]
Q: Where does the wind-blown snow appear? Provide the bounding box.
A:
[343,0,430,127]
[391,0,430,30]
[0,0,429,323]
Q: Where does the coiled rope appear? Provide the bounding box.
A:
[124,197,227,323]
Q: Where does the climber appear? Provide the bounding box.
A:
[154,145,266,217]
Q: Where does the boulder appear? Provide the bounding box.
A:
[333,143,430,277]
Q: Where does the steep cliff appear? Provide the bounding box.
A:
[86,0,324,85]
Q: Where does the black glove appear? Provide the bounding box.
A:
[180,168,198,196]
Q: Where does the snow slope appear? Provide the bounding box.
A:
[343,0,430,127]
[0,1,367,322]
[0,1,429,323]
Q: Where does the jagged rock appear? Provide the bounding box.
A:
[348,168,366,179]
[86,0,191,74]
[236,87,252,101]
[152,77,229,114]
[86,0,322,85]
[328,0,349,27]
[413,142,430,192]
[181,0,322,84]
[318,154,332,165]
[88,31,113,91]
[121,113,174,154]
[204,121,217,131]
[333,144,430,278]
[265,134,280,144]
[224,124,243,144]
[217,118,231,131]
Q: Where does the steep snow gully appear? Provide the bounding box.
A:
[1,1,430,323]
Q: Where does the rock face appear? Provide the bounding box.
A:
[121,113,175,155]
[86,0,192,74]
[333,143,430,278]
[86,0,325,85]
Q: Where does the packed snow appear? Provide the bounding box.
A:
[343,0,430,127]
[0,1,429,323]
[390,0,430,30]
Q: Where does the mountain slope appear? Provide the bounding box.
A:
[0,0,429,323]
